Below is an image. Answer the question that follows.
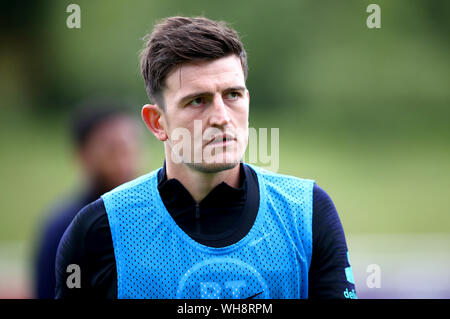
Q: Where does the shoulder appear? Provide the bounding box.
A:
[101,169,162,222]
[69,198,107,235]
[313,184,338,212]
[56,198,108,260]
[103,169,160,197]
[312,184,344,232]
[246,164,315,210]
[246,164,315,190]
[101,169,162,213]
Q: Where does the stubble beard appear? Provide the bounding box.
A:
[185,160,240,174]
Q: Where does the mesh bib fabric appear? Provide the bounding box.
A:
[102,164,314,299]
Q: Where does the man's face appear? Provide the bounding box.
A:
[160,55,249,173]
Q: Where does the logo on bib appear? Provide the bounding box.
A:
[176,257,270,299]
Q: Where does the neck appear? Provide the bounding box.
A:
[165,160,241,203]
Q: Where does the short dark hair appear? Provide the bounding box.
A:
[140,16,248,109]
[70,99,130,149]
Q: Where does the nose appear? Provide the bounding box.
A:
[209,94,230,127]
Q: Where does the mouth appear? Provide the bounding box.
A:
[206,133,237,147]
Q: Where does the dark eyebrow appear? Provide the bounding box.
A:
[224,86,246,93]
[179,91,213,105]
[178,86,246,105]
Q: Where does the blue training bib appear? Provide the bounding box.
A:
[102,164,314,299]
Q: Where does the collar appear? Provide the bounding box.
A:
[157,162,247,213]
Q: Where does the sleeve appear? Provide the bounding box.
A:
[55,198,117,298]
[307,184,357,299]
[55,204,90,298]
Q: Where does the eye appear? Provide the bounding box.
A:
[226,91,241,100]
[187,97,204,107]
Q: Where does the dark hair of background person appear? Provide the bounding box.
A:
[70,99,131,149]
[140,16,248,110]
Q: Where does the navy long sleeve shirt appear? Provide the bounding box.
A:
[55,164,356,299]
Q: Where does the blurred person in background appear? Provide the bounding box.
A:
[33,100,141,299]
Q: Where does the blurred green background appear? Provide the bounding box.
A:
[0,0,449,298]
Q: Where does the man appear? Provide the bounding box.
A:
[56,16,357,299]
[34,101,140,298]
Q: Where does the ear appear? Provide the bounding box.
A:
[141,104,168,141]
